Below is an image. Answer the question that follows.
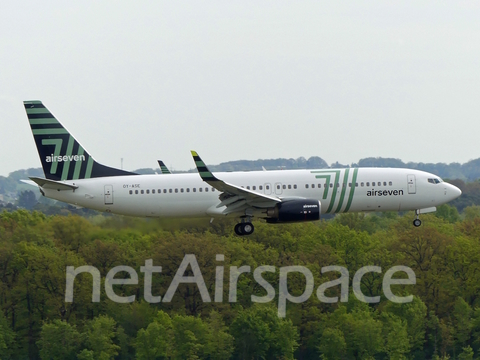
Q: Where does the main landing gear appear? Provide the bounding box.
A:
[234,219,255,236]
[413,210,422,227]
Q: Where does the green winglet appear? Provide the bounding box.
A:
[191,151,217,181]
[157,160,171,174]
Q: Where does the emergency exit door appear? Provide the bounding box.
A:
[104,185,113,205]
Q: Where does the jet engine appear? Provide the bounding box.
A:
[266,199,321,223]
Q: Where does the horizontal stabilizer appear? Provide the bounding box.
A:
[29,176,78,191]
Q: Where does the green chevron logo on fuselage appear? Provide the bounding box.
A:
[310,168,359,214]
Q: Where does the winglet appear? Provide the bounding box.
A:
[191,151,218,182]
[157,160,172,174]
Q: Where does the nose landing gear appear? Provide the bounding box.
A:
[413,210,422,227]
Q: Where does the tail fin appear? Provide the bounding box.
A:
[24,100,137,181]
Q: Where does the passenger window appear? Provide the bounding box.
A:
[186,188,190,193]
[329,183,333,188]
[294,185,297,189]
[152,189,155,194]
[135,190,138,194]
[146,190,150,194]
[349,183,352,187]
[169,189,173,193]
[247,186,250,190]
[383,182,387,186]
[199,188,203,192]
[283,185,286,189]
[305,184,309,189]
[259,185,263,190]
[253,186,256,190]
[266,185,270,190]
[163,189,167,193]
[277,185,281,190]
[181,189,184,193]
[355,183,358,187]
[372,182,375,186]
[361,182,364,187]
[193,188,196,192]
[158,189,161,193]
[129,190,133,195]
[389,181,392,186]
[366,182,370,186]
[318,184,321,188]
[212,188,215,192]
[175,189,178,193]
[141,190,144,194]
[312,184,315,188]
[205,188,209,192]
[288,185,292,189]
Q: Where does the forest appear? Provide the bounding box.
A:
[2,204,480,359]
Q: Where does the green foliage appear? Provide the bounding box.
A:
[81,315,121,360]
[435,204,461,223]
[0,312,15,360]
[230,304,298,360]
[4,209,480,358]
[37,320,81,360]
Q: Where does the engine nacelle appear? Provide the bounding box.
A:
[266,199,321,223]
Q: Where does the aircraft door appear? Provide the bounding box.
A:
[264,183,272,195]
[275,182,283,195]
[407,175,416,194]
[104,185,113,205]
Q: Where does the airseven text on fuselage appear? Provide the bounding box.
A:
[366,189,404,197]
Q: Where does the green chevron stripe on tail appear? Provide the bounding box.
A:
[24,100,137,181]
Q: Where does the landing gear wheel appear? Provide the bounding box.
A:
[234,222,255,236]
[234,223,243,236]
[242,222,254,235]
[413,219,422,227]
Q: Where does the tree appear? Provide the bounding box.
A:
[81,315,121,360]
[317,327,346,360]
[37,320,81,360]
[0,312,15,360]
[16,190,37,210]
[135,311,173,360]
[230,305,298,360]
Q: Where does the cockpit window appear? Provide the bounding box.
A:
[428,178,442,184]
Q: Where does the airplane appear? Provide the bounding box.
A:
[23,100,462,236]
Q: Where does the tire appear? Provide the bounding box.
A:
[413,219,422,227]
[242,222,254,235]
[234,223,243,236]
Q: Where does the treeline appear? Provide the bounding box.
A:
[2,207,480,359]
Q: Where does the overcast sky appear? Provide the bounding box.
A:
[1,1,479,176]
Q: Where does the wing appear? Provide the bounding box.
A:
[191,151,281,215]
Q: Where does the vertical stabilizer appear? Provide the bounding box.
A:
[24,100,137,181]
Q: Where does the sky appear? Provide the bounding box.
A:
[1,1,480,176]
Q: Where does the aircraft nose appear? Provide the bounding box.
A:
[447,183,462,201]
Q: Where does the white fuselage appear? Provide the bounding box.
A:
[41,168,461,219]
